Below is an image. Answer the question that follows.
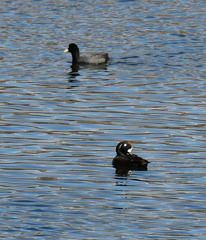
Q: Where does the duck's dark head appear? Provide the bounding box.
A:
[64,43,80,62]
[116,141,133,156]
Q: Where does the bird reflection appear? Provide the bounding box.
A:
[115,166,148,177]
[115,168,132,177]
[68,63,80,76]
[68,62,108,76]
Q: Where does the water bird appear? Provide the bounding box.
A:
[64,43,109,65]
[112,141,150,171]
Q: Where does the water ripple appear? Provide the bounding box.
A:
[0,0,206,239]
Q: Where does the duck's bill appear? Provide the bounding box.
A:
[127,147,133,154]
[64,48,69,53]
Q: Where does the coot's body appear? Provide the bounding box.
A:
[64,43,109,65]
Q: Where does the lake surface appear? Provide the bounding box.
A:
[1,0,206,239]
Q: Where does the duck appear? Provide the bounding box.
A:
[112,141,150,171]
[64,43,109,65]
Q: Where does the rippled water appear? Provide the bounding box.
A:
[1,0,206,239]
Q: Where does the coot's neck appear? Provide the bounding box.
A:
[71,50,80,63]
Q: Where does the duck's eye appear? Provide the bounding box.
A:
[124,143,127,147]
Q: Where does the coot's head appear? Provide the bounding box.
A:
[64,43,80,62]
[116,141,133,156]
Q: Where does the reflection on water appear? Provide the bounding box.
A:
[68,63,80,76]
[1,0,206,239]
[68,62,108,76]
[114,167,148,177]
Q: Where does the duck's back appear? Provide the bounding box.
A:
[112,154,149,171]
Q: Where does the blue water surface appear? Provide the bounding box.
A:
[0,0,206,239]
